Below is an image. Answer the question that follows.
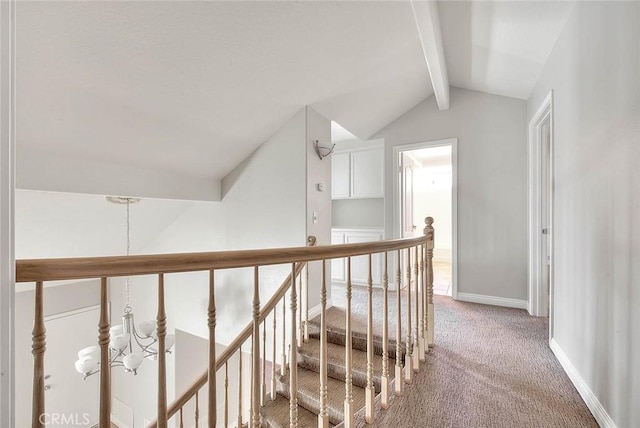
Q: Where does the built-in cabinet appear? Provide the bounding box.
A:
[331,228,384,286]
[331,145,384,199]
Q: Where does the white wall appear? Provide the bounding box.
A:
[332,198,384,228]
[527,2,639,426]
[0,1,15,425]
[220,109,307,353]
[305,106,332,309]
[374,87,528,301]
[222,109,307,251]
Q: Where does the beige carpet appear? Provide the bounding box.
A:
[337,287,599,428]
[264,284,598,427]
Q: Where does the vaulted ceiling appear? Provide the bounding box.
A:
[16,1,573,197]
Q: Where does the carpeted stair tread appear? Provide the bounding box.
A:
[307,317,407,362]
[261,395,329,428]
[277,367,367,426]
[298,338,389,392]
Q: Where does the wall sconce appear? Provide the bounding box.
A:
[314,140,336,160]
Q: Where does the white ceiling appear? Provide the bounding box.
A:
[16,1,574,191]
[17,1,431,182]
[439,1,574,99]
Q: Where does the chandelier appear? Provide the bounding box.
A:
[74,196,175,378]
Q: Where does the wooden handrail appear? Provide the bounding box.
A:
[16,235,427,283]
[149,237,315,427]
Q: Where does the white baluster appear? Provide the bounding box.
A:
[271,312,277,401]
[281,296,287,376]
[413,246,420,372]
[420,243,426,360]
[319,260,329,428]
[405,249,413,384]
[395,250,403,396]
[262,317,267,406]
[381,253,390,408]
[344,257,354,428]
[365,254,375,423]
[289,264,298,428]
[237,346,243,428]
[304,263,310,342]
[297,269,303,347]
[224,363,229,428]
[252,267,260,428]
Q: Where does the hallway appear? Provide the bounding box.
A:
[325,286,598,428]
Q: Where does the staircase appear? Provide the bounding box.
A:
[19,218,435,428]
[261,307,408,427]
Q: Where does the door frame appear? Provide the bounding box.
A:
[392,138,458,298]
[528,90,554,334]
[0,1,16,427]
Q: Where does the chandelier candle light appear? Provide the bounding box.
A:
[74,196,175,379]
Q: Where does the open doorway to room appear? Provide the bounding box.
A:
[395,139,457,297]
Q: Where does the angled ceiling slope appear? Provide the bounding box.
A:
[439,1,574,100]
[17,1,433,199]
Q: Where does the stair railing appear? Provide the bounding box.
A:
[16,218,435,428]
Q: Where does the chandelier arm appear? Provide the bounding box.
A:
[130,331,159,356]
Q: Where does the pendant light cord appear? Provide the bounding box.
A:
[124,198,132,314]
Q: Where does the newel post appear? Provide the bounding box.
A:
[424,217,435,348]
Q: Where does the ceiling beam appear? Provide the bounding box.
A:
[411,1,450,110]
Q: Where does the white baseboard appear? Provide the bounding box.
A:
[308,298,333,320]
[550,338,617,428]
[456,292,527,309]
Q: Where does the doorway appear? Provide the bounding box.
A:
[394,138,458,298]
[528,91,554,333]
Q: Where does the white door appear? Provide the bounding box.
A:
[540,118,552,317]
[400,152,417,238]
[44,307,100,427]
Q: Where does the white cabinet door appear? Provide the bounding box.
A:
[331,152,350,199]
[331,232,346,282]
[351,148,384,198]
[344,231,383,286]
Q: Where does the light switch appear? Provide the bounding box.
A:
[312,212,318,224]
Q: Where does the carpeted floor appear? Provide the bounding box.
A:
[326,284,598,428]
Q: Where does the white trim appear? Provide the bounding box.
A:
[111,397,134,428]
[0,1,15,426]
[456,292,527,310]
[392,138,458,299]
[308,298,333,321]
[44,304,102,323]
[527,90,555,334]
[550,339,617,428]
